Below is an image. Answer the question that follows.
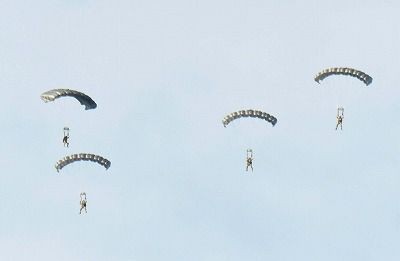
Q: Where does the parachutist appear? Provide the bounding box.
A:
[336,107,344,130]
[246,149,253,172]
[246,157,253,172]
[80,193,87,214]
[80,200,87,214]
[336,115,343,130]
[63,127,70,147]
[63,135,69,147]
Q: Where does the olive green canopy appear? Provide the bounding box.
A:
[222,109,277,127]
[41,89,97,110]
[314,67,372,86]
[55,153,111,172]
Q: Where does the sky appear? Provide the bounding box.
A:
[1,0,400,260]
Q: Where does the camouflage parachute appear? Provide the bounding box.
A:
[314,67,372,86]
[222,109,277,127]
[55,153,111,172]
[41,89,97,110]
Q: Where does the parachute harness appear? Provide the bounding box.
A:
[246,149,253,172]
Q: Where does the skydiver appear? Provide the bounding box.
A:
[336,114,343,130]
[63,135,69,147]
[246,157,253,172]
[80,193,87,214]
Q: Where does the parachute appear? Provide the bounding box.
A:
[41,89,97,110]
[314,67,372,86]
[55,153,111,172]
[222,109,277,127]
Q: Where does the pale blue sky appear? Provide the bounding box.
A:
[1,1,400,260]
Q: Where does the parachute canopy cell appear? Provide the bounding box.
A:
[55,153,111,172]
[222,109,277,127]
[41,89,97,110]
[314,67,372,86]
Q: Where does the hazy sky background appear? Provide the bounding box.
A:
[1,0,400,260]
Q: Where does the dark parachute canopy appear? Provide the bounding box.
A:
[41,89,97,110]
[222,109,277,127]
[314,67,372,86]
[55,153,111,172]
